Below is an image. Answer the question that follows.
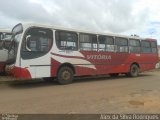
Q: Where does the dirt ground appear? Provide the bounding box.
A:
[0,71,160,114]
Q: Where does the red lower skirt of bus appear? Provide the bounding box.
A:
[6,66,31,79]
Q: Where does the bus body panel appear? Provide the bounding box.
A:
[50,51,158,78]
[139,53,158,72]
[7,47,159,79]
[20,54,51,78]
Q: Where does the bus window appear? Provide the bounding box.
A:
[141,41,151,53]
[99,36,114,52]
[129,39,141,53]
[92,37,98,51]
[79,34,97,51]
[151,41,157,53]
[115,37,128,53]
[21,28,53,59]
[56,31,78,51]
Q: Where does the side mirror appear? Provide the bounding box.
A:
[26,35,31,51]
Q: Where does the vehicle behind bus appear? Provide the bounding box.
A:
[6,23,159,84]
[0,29,12,74]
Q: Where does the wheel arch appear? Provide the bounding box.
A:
[57,63,76,75]
[131,62,140,69]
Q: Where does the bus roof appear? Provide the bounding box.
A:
[19,23,153,41]
[0,29,11,33]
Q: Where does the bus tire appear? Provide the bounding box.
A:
[57,66,74,85]
[128,64,139,77]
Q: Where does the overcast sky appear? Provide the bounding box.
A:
[0,0,160,44]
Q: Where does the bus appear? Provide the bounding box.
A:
[0,29,12,74]
[6,23,159,84]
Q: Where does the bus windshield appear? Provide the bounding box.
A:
[7,24,23,64]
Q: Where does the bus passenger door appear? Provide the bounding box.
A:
[20,28,53,78]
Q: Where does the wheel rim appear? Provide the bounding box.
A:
[62,70,71,81]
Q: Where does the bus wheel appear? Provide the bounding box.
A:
[110,73,119,77]
[128,64,139,77]
[57,67,74,85]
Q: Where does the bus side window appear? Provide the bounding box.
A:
[115,37,128,53]
[129,39,141,53]
[56,31,78,51]
[92,37,98,51]
[141,41,151,53]
[79,34,97,51]
[151,41,157,53]
[98,35,114,52]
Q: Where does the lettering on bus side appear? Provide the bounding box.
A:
[87,55,112,60]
